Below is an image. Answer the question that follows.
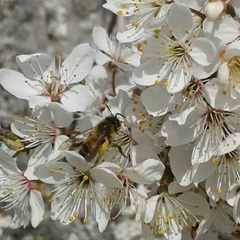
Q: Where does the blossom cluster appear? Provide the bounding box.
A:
[0,0,240,239]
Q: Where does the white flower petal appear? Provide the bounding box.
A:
[49,102,73,127]
[169,3,193,40]
[61,85,93,112]
[126,159,164,185]
[92,27,111,55]
[189,38,216,66]
[30,190,44,228]
[16,53,55,79]
[65,151,94,171]
[144,195,159,223]
[61,43,95,83]
[34,162,74,184]
[132,58,162,86]
[0,69,38,99]
[90,167,122,188]
[0,148,21,174]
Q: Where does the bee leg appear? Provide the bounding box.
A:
[97,137,109,161]
[110,143,127,158]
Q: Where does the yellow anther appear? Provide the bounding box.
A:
[212,157,218,163]
[58,166,63,170]
[49,169,54,173]
[73,211,78,217]
[158,229,164,235]
[103,195,108,201]
[83,218,88,224]
[164,218,169,224]
[45,191,51,197]
[83,175,89,181]
[216,188,222,194]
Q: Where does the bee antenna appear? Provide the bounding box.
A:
[105,105,125,119]
[115,113,125,119]
[105,105,112,115]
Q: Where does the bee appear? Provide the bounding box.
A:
[59,112,126,161]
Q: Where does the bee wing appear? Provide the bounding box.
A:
[58,129,92,151]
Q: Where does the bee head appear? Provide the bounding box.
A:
[105,114,122,131]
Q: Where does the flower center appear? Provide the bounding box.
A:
[203,105,225,131]
[227,56,240,90]
[182,77,203,99]
[43,74,67,102]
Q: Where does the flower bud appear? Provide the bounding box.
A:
[204,0,226,21]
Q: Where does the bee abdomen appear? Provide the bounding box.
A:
[79,144,90,159]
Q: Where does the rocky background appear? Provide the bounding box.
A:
[0,0,146,240]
